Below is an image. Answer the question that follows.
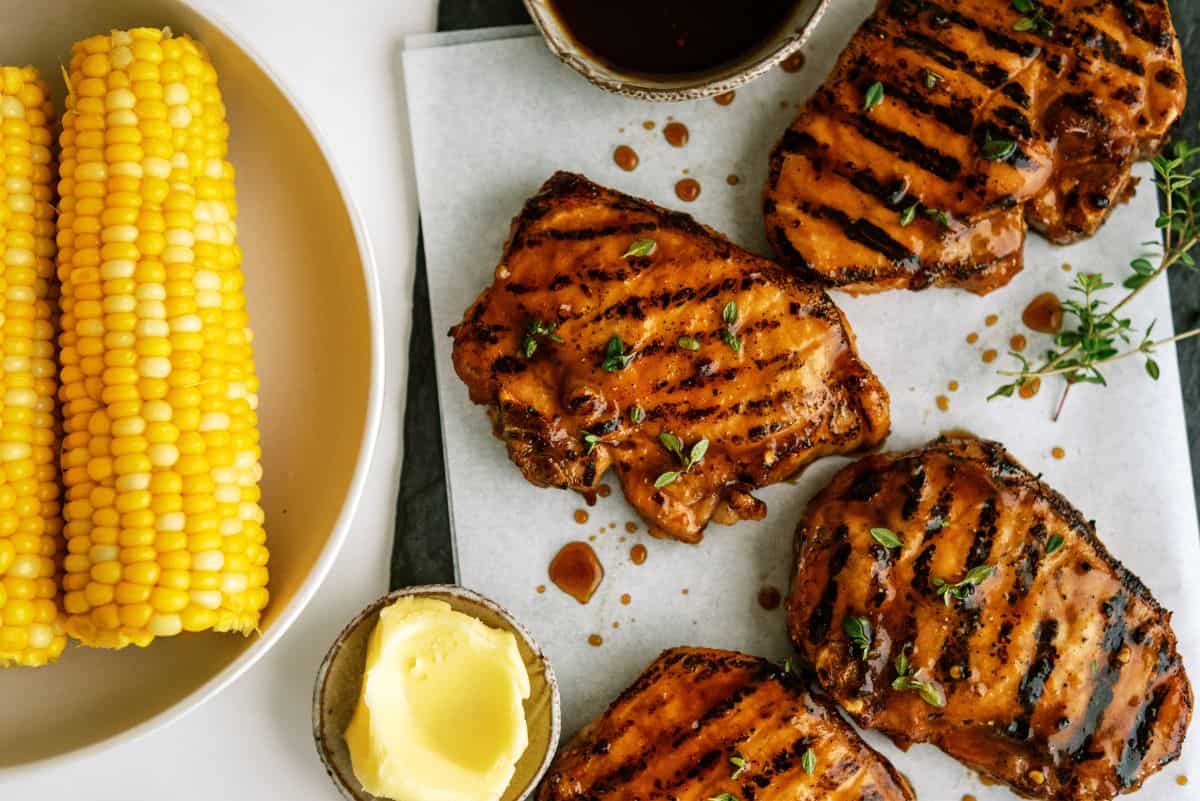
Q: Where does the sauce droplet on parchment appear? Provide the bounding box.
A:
[948,380,959,392]
[675,178,701,202]
[714,91,736,105]
[966,332,979,344]
[573,509,589,524]
[758,586,782,610]
[982,349,998,364]
[643,120,655,130]
[663,121,689,147]
[630,544,648,565]
[587,634,603,647]
[1019,378,1041,399]
[1052,446,1065,460]
[1010,334,1027,352]
[1023,292,1064,334]
[613,145,639,171]
[985,314,999,327]
[936,395,950,412]
[620,593,631,605]
[597,483,612,498]
[726,174,740,186]
[549,541,604,604]
[624,521,638,533]
[780,50,806,72]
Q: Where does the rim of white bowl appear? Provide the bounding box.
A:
[0,0,387,776]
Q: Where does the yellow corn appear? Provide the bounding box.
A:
[57,29,268,648]
[0,66,66,666]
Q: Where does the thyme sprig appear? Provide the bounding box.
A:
[990,140,1200,418]
[654,432,709,488]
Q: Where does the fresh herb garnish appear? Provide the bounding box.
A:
[842,615,872,660]
[932,564,994,605]
[623,238,657,258]
[601,335,636,372]
[629,405,645,424]
[721,300,742,352]
[1012,0,1054,36]
[520,318,562,358]
[581,430,602,455]
[863,80,885,112]
[870,527,903,549]
[707,794,739,801]
[801,748,817,776]
[899,202,919,227]
[924,207,950,228]
[1045,534,1064,554]
[654,432,709,488]
[990,140,1200,418]
[981,130,1018,162]
[730,755,748,779]
[678,335,701,351]
[923,69,942,89]
[892,644,945,707]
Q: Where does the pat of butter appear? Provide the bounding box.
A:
[344,596,531,801]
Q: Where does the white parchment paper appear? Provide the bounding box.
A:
[403,7,1199,798]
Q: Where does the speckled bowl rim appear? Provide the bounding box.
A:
[522,0,832,101]
[312,584,562,801]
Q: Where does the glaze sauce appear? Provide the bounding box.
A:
[549,0,799,76]
[630,544,648,565]
[675,178,701,202]
[549,541,604,604]
[1023,293,1064,334]
[758,586,782,610]
[663,121,689,147]
[613,146,638,171]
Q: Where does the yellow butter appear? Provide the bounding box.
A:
[344,596,531,801]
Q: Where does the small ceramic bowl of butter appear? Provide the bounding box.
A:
[313,585,561,801]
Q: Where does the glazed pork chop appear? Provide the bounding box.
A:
[786,437,1192,800]
[450,173,890,543]
[765,0,1186,293]
[539,647,915,801]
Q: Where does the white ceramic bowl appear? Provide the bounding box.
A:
[0,0,383,771]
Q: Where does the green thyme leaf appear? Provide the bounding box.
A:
[689,438,710,466]
[654,471,680,488]
[629,405,645,424]
[981,131,1017,162]
[1013,16,1036,31]
[730,755,748,780]
[659,432,683,456]
[893,675,945,707]
[601,335,635,372]
[521,318,561,358]
[863,80,885,112]
[923,69,942,89]
[622,238,657,258]
[870,527,903,549]
[894,644,911,677]
[707,794,739,801]
[581,431,601,455]
[723,301,739,325]
[801,748,817,776]
[924,207,950,228]
[1045,534,1064,554]
[678,335,701,351]
[899,202,918,227]
[1146,359,1160,380]
[933,564,994,605]
[842,615,872,660]
[722,329,742,352]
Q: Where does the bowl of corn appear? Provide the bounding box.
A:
[0,0,382,770]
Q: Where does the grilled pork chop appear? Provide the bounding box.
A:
[765,0,1186,293]
[539,647,915,801]
[786,437,1192,800]
[450,173,890,543]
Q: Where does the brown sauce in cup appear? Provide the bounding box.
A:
[548,0,798,76]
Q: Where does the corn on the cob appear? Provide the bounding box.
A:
[0,66,66,667]
[57,29,268,648]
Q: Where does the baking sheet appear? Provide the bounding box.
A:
[402,7,1200,797]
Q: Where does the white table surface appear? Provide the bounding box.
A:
[0,0,438,797]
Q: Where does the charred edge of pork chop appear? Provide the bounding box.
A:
[539,646,916,801]
[787,436,1192,799]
